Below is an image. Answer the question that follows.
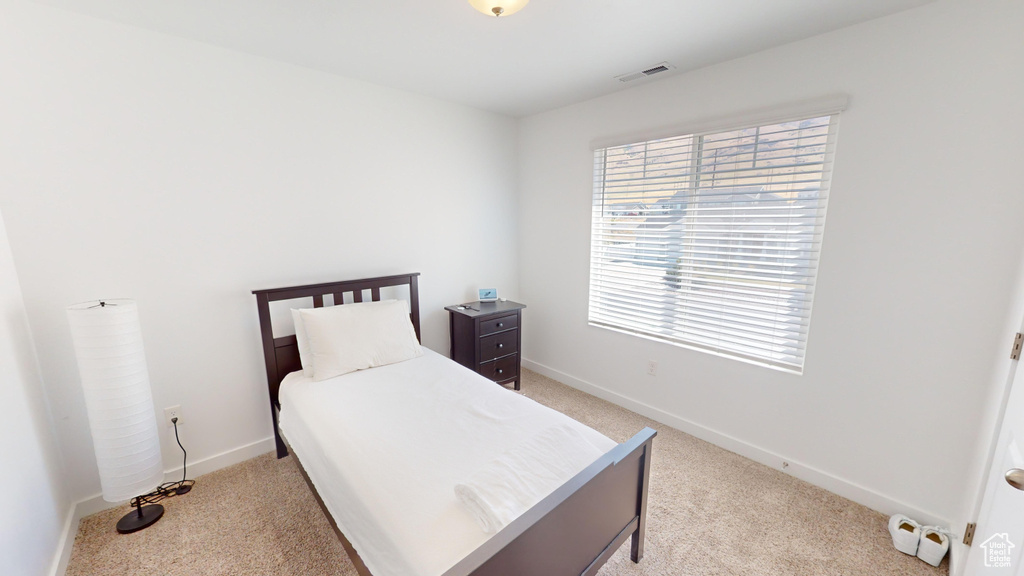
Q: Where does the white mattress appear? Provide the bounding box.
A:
[278,348,616,576]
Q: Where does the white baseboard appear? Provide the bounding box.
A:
[50,436,276,576]
[949,541,966,576]
[522,358,956,530]
[48,505,77,576]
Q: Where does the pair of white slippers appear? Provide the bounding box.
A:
[888,514,951,567]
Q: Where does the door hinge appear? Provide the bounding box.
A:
[964,522,976,546]
[1012,333,1024,361]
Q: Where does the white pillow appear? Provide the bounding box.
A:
[299,299,423,382]
[290,309,313,377]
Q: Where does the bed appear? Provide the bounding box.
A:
[253,273,656,576]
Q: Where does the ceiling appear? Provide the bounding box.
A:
[31,0,934,117]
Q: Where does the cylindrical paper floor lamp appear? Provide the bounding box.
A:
[67,299,165,534]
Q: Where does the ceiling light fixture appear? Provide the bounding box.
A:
[468,0,529,17]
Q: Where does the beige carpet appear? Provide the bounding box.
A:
[66,369,948,575]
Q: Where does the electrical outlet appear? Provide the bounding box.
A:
[164,405,182,426]
[647,360,657,376]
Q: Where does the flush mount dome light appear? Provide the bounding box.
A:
[468,0,529,17]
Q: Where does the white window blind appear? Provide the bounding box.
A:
[589,113,839,373]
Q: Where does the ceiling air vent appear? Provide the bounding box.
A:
[615,62,676,83]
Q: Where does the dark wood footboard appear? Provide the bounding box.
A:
[442,426,657,576]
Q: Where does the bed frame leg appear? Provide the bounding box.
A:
[630,440,653,563]
[275,432,289,459]
[271,402,289,459]
[630,528,644,563]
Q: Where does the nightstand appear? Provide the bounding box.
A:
[445,300,526,390]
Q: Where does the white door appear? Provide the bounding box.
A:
[965,347,1024,574]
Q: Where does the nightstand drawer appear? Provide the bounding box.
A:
[446,300,526,390]
[480,313,518,337]
[480,329,518,362]
[480,354,518,382]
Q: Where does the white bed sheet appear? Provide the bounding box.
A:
[278,348,616,576]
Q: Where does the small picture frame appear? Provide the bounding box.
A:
[478,288,498,302]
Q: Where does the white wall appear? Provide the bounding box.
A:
[518,0,1024,531]
[0,205,69,575]
[0,0,519,504]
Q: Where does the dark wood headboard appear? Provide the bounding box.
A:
[252,272,420,457]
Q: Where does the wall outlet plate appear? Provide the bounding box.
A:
[164,405,182,426]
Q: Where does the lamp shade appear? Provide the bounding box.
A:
[67,299,163,503]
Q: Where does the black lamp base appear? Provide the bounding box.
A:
[116,504,164,534]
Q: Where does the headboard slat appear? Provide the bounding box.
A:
[253,274,421,405]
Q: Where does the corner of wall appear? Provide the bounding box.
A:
[1,206,73,576]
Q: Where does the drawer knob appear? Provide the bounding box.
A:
[497,369,504,375]
[497,343,504,349]
[496,322,504,328]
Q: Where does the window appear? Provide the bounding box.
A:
[588,113,840,373]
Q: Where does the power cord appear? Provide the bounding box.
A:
[130,417,194,508]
